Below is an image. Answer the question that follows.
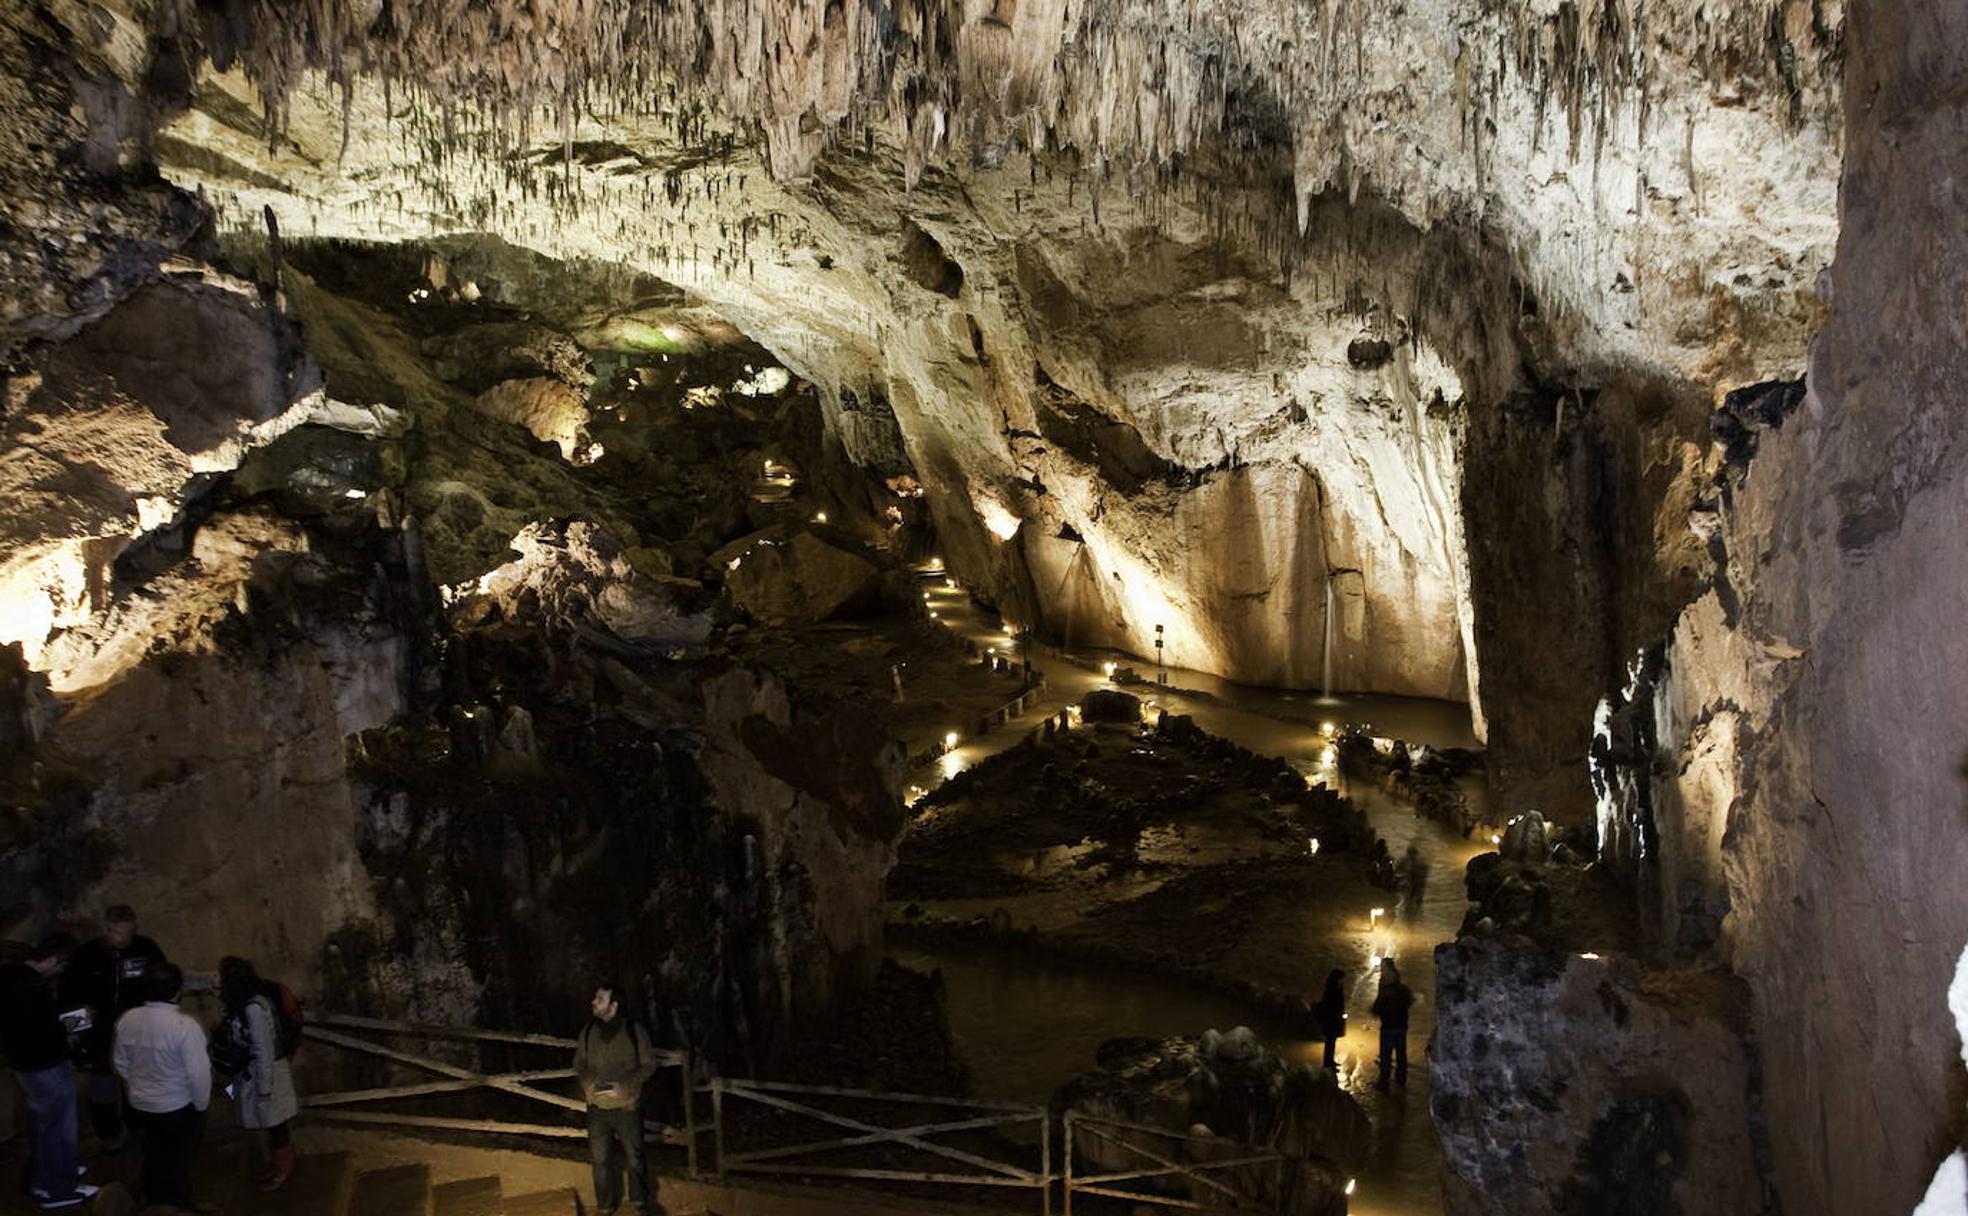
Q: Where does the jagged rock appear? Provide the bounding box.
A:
[1058,1031,1362,1216]
[422,322,595,393]
[1499,811,1550,863]
[1080,688,1142,723]
[471,376,592,458]
[0,264,325,671]
[716,528,882,624]
[469,520,714,650]
[1433,941,1770,1216]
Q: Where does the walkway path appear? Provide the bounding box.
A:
[905,566,1487,1216]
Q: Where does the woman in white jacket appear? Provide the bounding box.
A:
[218,957,300,1191]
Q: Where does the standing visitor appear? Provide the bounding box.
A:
[60,905,165,1148]
[216,956,300,1191]
[1311,969,1348,1071]
[112,962,210,1211]
[575,982,663,1216]
[1400,842,1430,911]
[1370,959,1414,1091]
[1,934,100,1209]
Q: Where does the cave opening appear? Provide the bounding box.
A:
[3,4,1966,1216]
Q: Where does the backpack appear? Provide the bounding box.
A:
[266,982,305,1059]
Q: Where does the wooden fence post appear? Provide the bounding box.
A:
[712,1077,726,1181]
[681,1053,698,1178]
[1062,1114,1073,1216]
[1041,1109,1052,1216]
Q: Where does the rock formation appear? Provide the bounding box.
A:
[1,0,1964,1212]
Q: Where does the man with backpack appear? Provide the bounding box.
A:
[574,982,663,1216]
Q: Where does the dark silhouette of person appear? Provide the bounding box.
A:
[1370,959,1414,1091]
[1311,969,1347,1070]
[60,905,165,1147]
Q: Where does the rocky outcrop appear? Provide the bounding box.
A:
[1581,5,1968,1213]
[0,263,326,688]
[1433,940,1774,1216]
[461,520,715,651]
[1059,1029,1363,1216]
[716,527,885,624]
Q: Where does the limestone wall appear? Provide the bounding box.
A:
[1591,1,1968,1210]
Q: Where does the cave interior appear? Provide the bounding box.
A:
[1,1,1966,1215]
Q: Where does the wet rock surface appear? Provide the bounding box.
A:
[1432,939,1772,1216]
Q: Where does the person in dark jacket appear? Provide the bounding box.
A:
[574,983,663,1216]
[58,905,165,1148]
[1,933,101,1209]
[1310,969,1347,1071]
[1370,959,1415,1091]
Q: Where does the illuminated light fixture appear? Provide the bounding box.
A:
[1345,1179,1357,1197]
[726,558,743,571]
[1103,662,1117,678]
[1491,834,1503,846]
[922,592,933,601]
[1579,952,1601,961]
[928,610,938,619]
[944,731,960,750]
[813,511,828,524]
[1003,623,1016,636]
[944,578,956,590]
[928,555,944,571]
[342,488,368,499]
[1307,838,1321,856]
[1320,721,1338,736]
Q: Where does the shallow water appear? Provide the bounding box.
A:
[902,569,1487,1215]
[886,939,1307,1105]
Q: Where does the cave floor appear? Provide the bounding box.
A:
[889,569,1489,1216]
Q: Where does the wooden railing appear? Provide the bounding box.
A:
[1062,1112,1288,1214]
[709,1077,1052,1213]
[297,1016,1311,1215]
[298,1014,698,1175]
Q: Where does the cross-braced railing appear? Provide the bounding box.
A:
[709,1077,1052,1212]
[299,1013,698,1175]
[1062,1112,1288,1214]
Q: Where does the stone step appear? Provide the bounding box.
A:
[349,1162,434,1216]
[432,1175,503,1216]
[282,1150,357,1216]
[499,1186,581,1216]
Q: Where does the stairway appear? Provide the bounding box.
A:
[179,1139,582,1216]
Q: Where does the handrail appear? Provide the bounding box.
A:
[291,1015,1311,1216]
[709,1076,1052,1213]
[1062,1111,1287,1215]
[298,1018,699,1174]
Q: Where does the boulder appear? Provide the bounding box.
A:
[470,520,713,650]
[471,377,591,458]
[716,528,883,624]
[1500,811,1551,863]
[1081,688,1143,723]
